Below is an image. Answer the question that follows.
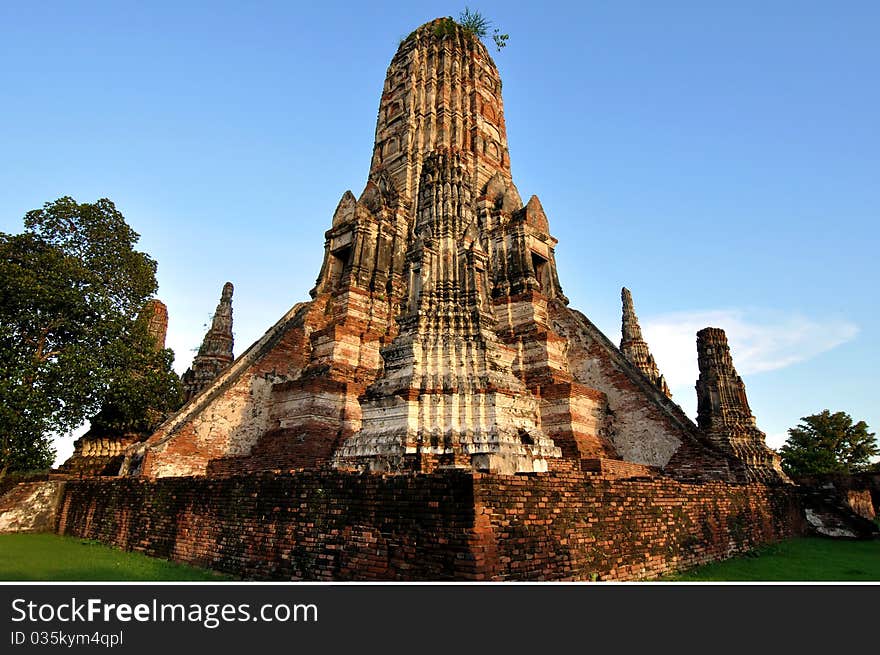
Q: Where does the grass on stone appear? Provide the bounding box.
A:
[0,533,231,581]
[665,537,880,581]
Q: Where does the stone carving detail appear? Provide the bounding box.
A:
[695,327,790,483]
[620,288,671,398]
[182,282,235,401]
[333,150,561,473]
[370,19,511,204]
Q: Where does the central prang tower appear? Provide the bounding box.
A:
[130,18,784,485]
[328,20,566,472]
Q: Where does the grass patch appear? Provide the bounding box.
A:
[665,537,880,581]
[0,533,231,581]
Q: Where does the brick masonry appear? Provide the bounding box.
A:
[471,472,805,580]
[54,469,806,581]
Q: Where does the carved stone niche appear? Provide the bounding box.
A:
[529,248,551,292]
[327,231,354,291]
[313,192,359,297]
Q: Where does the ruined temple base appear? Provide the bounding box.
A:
[51,469,809,581]
[0,480,66,534]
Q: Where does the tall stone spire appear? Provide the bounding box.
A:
[182,282,235,401]
[695,327,789,483]
[334,150,561,473]
[620,288,671,397]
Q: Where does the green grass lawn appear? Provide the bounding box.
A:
[0,533,231,581]
[2,533,877,582]
[666,537,880,581]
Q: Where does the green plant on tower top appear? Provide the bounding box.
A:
[431,9,509,52]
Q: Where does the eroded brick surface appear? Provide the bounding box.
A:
[0,481,66,533]
[471,471,805,581]
[56,471,480,580]
[55,470,805,580]
[696,328,790,484]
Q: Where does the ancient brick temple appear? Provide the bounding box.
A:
[121,18,784,486]
[13,16,876,579]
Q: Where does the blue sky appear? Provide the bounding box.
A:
[1,1,877,463]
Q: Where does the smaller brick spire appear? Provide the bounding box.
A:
[695,327,790,484]
[620,287,671,398]
[140,299,168,351]
[182,282,235,401]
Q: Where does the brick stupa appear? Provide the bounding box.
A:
[181,282,235,401]
[122,19,780,484]
[696,328,789,483]
[620,287,671,398]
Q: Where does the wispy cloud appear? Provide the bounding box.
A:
[639,309,859,394]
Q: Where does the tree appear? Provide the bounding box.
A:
[779,410,878,477]
[86,310,184,438]
[0,197,165,477]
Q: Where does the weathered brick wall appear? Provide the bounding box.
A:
[864,473,880,514]
[0,472,48,499]
[139,302,314,478]
[54,470,805,581]
[472,472,806,580]
[845,490,875,520]
[579,458,658,479]
[55,471,482,580]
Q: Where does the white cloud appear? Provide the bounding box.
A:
[638,308,859,395]
[765,432,788,451]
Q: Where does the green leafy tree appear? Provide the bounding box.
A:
[779,410,878,477]
[0,196,175,477]
[87,312,184,438]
